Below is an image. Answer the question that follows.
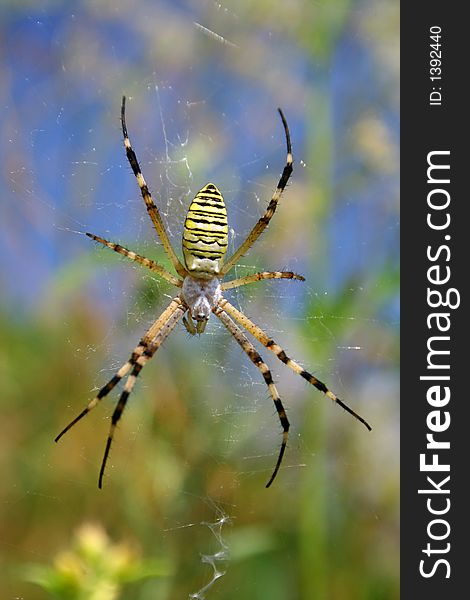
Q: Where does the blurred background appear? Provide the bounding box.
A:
[0,1,399,598]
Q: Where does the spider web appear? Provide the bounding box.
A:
[17,72,388,600]
[77,81,326,597]
[88,81,370,597]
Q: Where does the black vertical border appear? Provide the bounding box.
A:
[401,4,466,598]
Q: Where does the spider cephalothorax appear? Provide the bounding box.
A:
[181,273,222,334]
[56,96,371,489]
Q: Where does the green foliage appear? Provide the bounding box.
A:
[24,523,171,600]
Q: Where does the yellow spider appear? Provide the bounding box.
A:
[56,97,371,488]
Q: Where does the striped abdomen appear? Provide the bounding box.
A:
[183,183,228,278]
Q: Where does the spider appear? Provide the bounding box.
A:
[56,96,371,489]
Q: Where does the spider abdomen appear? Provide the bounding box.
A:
[182,183,228,278]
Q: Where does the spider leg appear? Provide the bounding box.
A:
[55,298,184,443]
[98,301,185,487]
[87,233,182,286]
[121,96,187,278]
[219,298,371,431]
[221,271,304,291]
[221,108,293,276]
[214,306,289,488]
